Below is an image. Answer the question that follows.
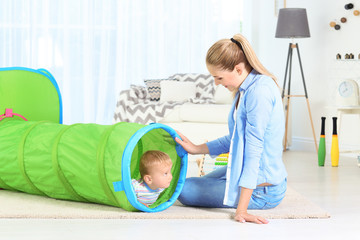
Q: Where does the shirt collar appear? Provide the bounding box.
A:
[239,69,258,92]
[141,180,158,192]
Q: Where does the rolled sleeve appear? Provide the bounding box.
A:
[206,135,231,157]
[238,84,274,189]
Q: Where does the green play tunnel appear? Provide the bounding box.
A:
[0,119,187,212]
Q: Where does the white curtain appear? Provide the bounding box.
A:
[0,0,243,124]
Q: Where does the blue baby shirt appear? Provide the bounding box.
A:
[206,70,288,206]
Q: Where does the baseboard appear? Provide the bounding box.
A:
[290,137,360,157]
[289,137,316,152]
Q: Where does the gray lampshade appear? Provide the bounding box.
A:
[275,8,310,38]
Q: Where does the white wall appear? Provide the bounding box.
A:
[243,0,360,152]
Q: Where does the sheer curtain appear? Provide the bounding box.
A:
[0,0,243,124]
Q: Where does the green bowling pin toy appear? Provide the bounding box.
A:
[318,117,326,166]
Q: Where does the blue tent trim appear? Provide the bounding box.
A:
[121,123,188,212]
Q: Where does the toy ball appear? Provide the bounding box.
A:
[329,21,336,27]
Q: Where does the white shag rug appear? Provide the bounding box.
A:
[0,187,330,219]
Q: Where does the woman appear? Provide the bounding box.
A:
[175,34,287,224]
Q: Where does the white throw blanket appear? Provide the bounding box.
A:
[113,74,216,125]
[113,85,183,124]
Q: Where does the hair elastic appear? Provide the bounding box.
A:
[230,38,244,52]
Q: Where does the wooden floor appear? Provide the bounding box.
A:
[1,151,360,240]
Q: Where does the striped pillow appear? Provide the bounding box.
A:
[144,78,178,101]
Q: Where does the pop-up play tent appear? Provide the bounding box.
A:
[0,119,188,212]
[0,67,187,212]
[0,67,62,123]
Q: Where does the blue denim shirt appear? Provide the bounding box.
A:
[206,70,287,206]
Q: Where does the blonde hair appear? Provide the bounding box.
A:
[206,33,278,85]
[139,150,172,178]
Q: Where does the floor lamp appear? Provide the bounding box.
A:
[275,8,318,153]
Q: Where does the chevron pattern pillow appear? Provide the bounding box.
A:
[144,78,178,101]
[168,73,216,102]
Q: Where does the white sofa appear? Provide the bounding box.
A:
[144,73,233,144]
[114,73,233,139]
[158,92,232,145]
[115,73,233,142]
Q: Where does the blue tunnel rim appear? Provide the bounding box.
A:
[121,123,188,212]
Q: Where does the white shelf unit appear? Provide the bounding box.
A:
[330,60,360,155]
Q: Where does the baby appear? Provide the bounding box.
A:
[132,150,173,207]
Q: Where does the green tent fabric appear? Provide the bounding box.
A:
[0,67,62,123]
[0,119,187,212]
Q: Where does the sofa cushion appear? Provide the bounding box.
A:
[179,103,231,123]
[158,105,182,123]
[160,81,197,103]
[168,73,215,103]
[144,78,178,101]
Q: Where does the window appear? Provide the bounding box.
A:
[0,0,242,124]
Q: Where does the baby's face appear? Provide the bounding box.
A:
[149,161,173,189]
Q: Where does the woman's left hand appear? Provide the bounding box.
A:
[234,211,269,224]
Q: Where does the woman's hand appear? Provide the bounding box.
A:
[235,187,269,224]
[175,131,209,155]
[234,210,269,224]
